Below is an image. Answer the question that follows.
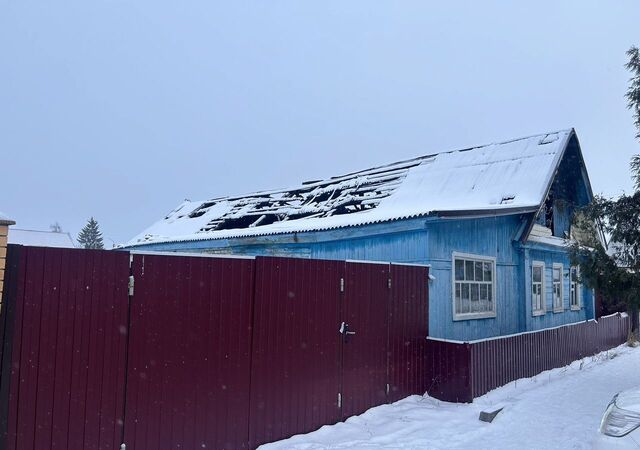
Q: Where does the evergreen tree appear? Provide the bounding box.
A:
[627,46,640,140]
[627,46,640,188]
[78,217,104,249]
[570,46,640,334]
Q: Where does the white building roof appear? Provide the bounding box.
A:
[125,129,577,247]
[9,229,76,248]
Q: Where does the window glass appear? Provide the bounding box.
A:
[453,254,495,319]
[455,259,465,281]
[570,266,580,309]
[533,265,542,283]
[475,261,484,281]
[552,265,563,311]
[532,262,545,315]
[465,261,474,281]
[483,262,492,281]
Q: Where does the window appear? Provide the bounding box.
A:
[570,266,581,310]
[532,262,545,316]
[552,263,564,312]
[453,253,496,320]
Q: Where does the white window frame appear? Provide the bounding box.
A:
[570,266,581,311]
[532,261,546,316]
[552,263,564,313]
[452,252,497,321]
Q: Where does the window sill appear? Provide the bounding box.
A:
[453,312,497,321]
[553,308,564,314]
[570,306,581,312]
[532,310,546,317]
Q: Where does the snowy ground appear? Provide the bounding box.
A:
[261,344,640,450]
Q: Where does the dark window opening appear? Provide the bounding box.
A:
[544,194,554,231]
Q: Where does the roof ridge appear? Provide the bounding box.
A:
[191,128,572,204]
[331,128,573,179]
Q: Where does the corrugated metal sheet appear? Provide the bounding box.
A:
[1,248,431,449]
[342,261,390,418]
[249,257,343,448]
[249,258,432,445]
[426,313,630,402]
[125,130,575,247]
[424,339,473,403]
[0,245,129,450]
[0,244,23,443]
[388,264,430,403]
[124,253,254,450]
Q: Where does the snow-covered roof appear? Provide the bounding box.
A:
[9,229,76,248]
[125,129,576,247]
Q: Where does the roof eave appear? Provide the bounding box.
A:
[435,206,540,219]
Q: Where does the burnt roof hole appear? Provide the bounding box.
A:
[193,168,409,232]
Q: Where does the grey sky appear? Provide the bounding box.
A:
[2,1,639,245]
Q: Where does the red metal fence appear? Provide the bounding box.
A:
[123,253,255,450]
[0,246,430,450]
[2,244,628,449]
[426,313,630,403]
[0,245,129,450]
[249,257,430,448]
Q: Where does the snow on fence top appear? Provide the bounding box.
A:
[125,129,573,246]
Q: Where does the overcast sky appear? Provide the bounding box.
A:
[2,1,639,245]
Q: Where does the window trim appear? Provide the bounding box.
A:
[552,263,564,313]
[451,252,497,321]
[532,261,546,317]
[570,266,581,311]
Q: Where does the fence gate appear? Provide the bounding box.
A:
[123,253,255,450]
[249,257,343,448]
[249,257,430,446]
[0,245,129,450]
[341,261,390,418]
[388,263,430,402]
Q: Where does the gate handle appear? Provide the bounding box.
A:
[339,322,356,343]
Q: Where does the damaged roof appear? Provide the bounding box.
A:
[125,129,577,247]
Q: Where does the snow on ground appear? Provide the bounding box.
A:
[261,344,640,450]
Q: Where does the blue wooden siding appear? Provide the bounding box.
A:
[423,215,523,340]
[522,243,593,331]
[130,214,594,341]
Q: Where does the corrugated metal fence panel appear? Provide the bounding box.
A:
[425,313,630,402]
[124,253,254,450]
[388,264,429,403]
[0,246,129,450]
[424,339,473,403]
[470,314,630,398]
[0,249,434,449]
[342,261,390,418]
[0,244,24,447]
[250,256,343,448]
